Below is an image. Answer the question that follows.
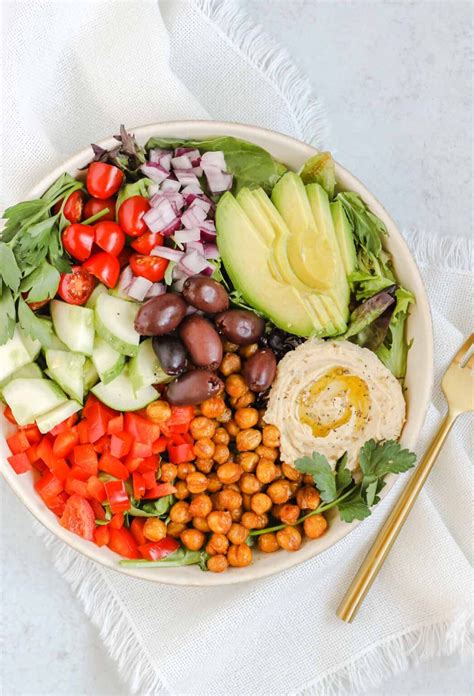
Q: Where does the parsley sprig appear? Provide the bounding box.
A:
[250,440,416,536]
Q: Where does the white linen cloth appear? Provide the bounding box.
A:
[2,1,472,694]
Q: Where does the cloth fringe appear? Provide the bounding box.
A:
[404,228,473,273]
[192,0,329,149]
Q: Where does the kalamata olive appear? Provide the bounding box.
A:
[166,370,224,405]
[179,315,223,369]
[152,335,188,376]
[182,275,229,314]
[215,309,265,345]
[243,349,277,392]
[134,293,187,336]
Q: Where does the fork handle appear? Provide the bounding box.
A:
[337,410,458,623]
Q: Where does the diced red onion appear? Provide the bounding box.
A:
[160,217,182,237]
[200,220,217,241]
[192,166,203,177]
[175,148,201,165]
[174,170,200,186]
[171,155,192,169]
[143,198,176,232]
[140,162,169,184]
[202,164,233,193]
[160,179,181,192]
[116,265,134,295]
[127,276,153,301]
[150,191,184,213]
[181,183,203,195]
[200,265,214,277]
[189,198,211,215]
[149,148,172,164]
[181,205,207,230]
[148,184,160,197]
[201,151,226,171]
[203,242,219,260]
[185,241,204,255]
[145,282,166,299]
[178,250,210,276]
[172,278,187,292]
[151,246,185,262]
[173,228,201,243]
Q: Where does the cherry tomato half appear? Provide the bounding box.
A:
[58,266,95,305]
[83,197,116,222]
[86,162,124,199]
[53,190,85,223]
[94,221,125,256]
[118,196,150,237]
[131,231,164,254]
[83,251,120,289]
[117,247,132,268]
[130,254,168,282]
[62,224,95,262]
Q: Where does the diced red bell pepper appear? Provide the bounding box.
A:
[7,452,31,474]
[86,475,107,503]
[22,424,42,445]
[167,405,194,427]
[99,453,129,480]
[26,445,39,464]
[37,437,55,469]
[85,401,113,443]
[167,443,195,464]
[77,419,90,444]
[50,413,78,437]
[110,431,133,458]
[48,492,69,517]
[35,472,64,503]
[142,470,157,489]
[109,512,124,530]
[124,412,160,443]
[7,430,30,454]
[107,414,124,435]
[152,436,167,454]
[138,536,179,561]
[60,494,95,540]
[136,455,159,474]
[104,480,130,513]
[130,517,146,546]
[67,465,90,481]
[132,472,146,500]
[94,525,110,547]
[108,527,139,559]
[53,428,79,459]
[124,456,144,473]
[31,459,48,475]
[90,497,107,521]
[143,482,177,500]
[167,422,190,435]
[130,441,153,458]
[65,477,89,498]
[92,434,111,454]
[3,405,17,424]
[49,457,71,482]
[73,444,98,476]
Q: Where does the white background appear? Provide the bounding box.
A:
[1,1,472,694]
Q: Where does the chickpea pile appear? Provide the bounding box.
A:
[146,342,328,573]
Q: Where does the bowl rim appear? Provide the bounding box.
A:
[1,120,434,586]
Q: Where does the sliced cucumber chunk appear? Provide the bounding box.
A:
[92,367,156,411]
[83,359,100,392]
[92,336,126,385]
[129,338,172,391]
[18,327,42,361]
[0,363,43,398]
[36,400,82,434]
[86,283,108,309]
[50,300,95,356]
[0,328,35,382]
[45,349,85,403]
[95,294,140,357]
[3,378,67,426]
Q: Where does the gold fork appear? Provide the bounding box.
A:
[337,334,474,622]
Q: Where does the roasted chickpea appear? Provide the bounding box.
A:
[255,445,279,461]
[180,528,206,550]
[279,504,300,525]
[288,481,300,496]
[238,451,259,473]
[271,503,282,520]
[213,427,230,445]
[296,487,321,510]
[216,406,232,424]
[281,462,303,483]
[174,480,190,500]
[207,472,223,493]
[190,416,216,440]
[236,428,262,452]
[216,489,243,511]
[241,493,252,510]
[160,462,177,483]
[143,518,167,542]
[303,514,328,539]
[207,510,232,534]
[241,511,268,529]
[234,407,259,429]
[177,462,195,480]
[303,474,315,486]
[239,473,261,495]
[227,543,252,567]
[267,480,291,504]
[258,533,280,553]
[219,352,241,376]
[277,526,302,551]
[200,396,226,419]
[227,522,248,545]
[146,400,171,423]
[256,458,277,484]
[225,374,248,398]
[167,522,186,538]
[262,424,280,448]
[222,340,239,353]
[170,501,192,524]
[186,471,208,494]
[239,342,259,358]
[189,493,212,518]
[206,532,229,555]
[192,516,211,533]
[257,410,266,428]
[217,462,243,484]
[195,457,213,474]
[250,492,272,515]
[231,391,256,409]
[193,437,215,460]
[213,444,230,465]
[273,464,283,479]
[225,419,240,437]
[230,507,243,522]
[207,554,229,573]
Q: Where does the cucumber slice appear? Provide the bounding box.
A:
[92,336,126,385]
[36,400,82,434]
[0,363,43,399]
[83,359,100,392]
[129,338,172,391]
[92,367,157,411]
[86,283,108,309]
[3,378,67,426]
[18,328,42,361]
[95,294,140,357]
[45,349,85,403]
[50,300,95,356]
[0,328,35,382]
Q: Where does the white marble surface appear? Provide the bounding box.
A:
[2,1,472,695]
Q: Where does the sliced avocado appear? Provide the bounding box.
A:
[216,192,315,337]
[271,172,336,292]
[330,200,357,275]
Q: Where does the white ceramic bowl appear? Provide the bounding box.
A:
[0,121,433,585]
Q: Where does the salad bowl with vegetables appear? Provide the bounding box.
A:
[0,121,433,585]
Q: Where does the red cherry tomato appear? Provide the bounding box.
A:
[117,246,132,268]
[83,197,116,222]
[83,251,120,288]
[26,298,49,311]
[86,162,124,199]
[118,196,150,237]
[130,254,168,282]
[94,221,125,256]
[58,266,95,305]
[60,494,95,541]
[131,232,164,254]
[53,190,85,223]
[62,223,95,262]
